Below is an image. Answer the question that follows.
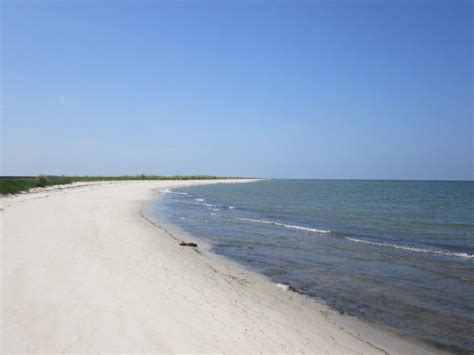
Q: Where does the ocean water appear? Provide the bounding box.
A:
[146,180,474,352]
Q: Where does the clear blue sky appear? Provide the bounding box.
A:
[2,0,472,179]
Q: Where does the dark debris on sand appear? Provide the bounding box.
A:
[179,242,198,247]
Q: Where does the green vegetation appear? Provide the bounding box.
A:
[0,175,244,195]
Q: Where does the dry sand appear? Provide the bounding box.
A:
[1,180,441,353]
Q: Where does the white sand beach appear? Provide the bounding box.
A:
[1,180,441,353]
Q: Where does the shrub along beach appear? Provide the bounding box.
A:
[0,175,245,195]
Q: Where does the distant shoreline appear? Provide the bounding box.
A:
[0,175,257,195]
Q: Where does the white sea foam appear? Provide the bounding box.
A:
[238,217,281,225]
[203,203,214,207]
[238,217,331,234]
[159,189,188,195]
[228,206,235,209]
[345,237,474,259]
[194,198,205,202]
[276,283,290,291]
[212,208,220,211]
[282,223,331,234]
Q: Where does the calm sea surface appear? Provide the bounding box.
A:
[146,180,474,352]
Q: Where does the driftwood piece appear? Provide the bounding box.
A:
[179,241,198,247]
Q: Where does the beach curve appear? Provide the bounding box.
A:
[1,180,442,353]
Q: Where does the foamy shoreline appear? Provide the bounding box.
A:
[1,180,441,353]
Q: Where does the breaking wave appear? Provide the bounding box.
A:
[159,189,188,195]
[345,237,474,259]
[238,217,331,234]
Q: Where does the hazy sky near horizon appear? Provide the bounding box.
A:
[2,0,472,179]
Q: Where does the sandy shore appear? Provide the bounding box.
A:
[1,180,441,353]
